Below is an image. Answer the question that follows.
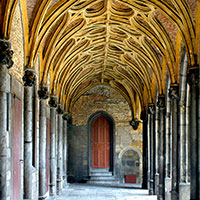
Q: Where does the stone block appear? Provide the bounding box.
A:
[179,182,190,200]
[164,177,171,200]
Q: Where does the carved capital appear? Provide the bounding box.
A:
[62,112,69,121]
[130,119,140,130]
[187,66,199,86]
[140,110,147,121]
[48,96,57,108]
[0,40,14,69]
[148,104,155,115]
[38,86,49,100]
[168,85,179,99]
[157,95,166,110]
[23,69,36,87]
[57,104,64,114]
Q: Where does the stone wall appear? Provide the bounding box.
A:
[10,1,24,83]
[68,85,143,184]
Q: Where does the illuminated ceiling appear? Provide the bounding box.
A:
[0,0,199,117]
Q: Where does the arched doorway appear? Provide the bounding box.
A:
[88,111,114,173]
[92,116,110,168]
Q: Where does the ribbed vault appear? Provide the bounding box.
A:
[0,0,199,118]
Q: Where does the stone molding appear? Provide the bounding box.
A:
[38,86,49,99]
[148,104,155,115]
[23,69,36,87]
[0,39,14,69]
[56,104,64,114]
[48,96,57,108]
[157,95,166,110]
[168,85,179,100]
[187,66,199,86]
[62,112,69,121]
[130,119,140,130]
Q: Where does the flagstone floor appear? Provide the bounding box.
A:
[55,184,157,200]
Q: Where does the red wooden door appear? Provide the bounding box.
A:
[12,97,22,200]
[92,116,110,168]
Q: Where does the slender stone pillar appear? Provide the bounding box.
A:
[140,110,148,189]
[157,95,166,200]
[23,69,36,200]
[154,105,159,195]
[63,113,68,184]
[56,105,64,194]
[38,86,49,200]
[168,85,179,200]
[179,54,190,200]
[48,96,57,197]
[148,105,155,195]
[0,40,13,200]
[187,66,199,200]
[165,90,172,200]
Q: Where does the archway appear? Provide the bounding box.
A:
[88,111,115,173]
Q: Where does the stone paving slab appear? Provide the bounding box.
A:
[54,184,157,200]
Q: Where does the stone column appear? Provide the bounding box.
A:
[23,69,36,200]
[165,90,172,200]
[168,85,179,200]
[187,66,199,200]
[178,54,190,200]
[0,40,13,200]
[157,95,166,200]
[154,105,159,195]
[38,86,49,199]
[62,113,68,185]
[140,110,148,189]
[148,105,155,195]
[56,105,64,194]
[48,96,57,197]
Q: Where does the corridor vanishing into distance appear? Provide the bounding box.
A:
[55,184,157,200]
[0,0,199,200]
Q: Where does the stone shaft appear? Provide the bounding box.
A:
[157,96,165,200]
[0,65,9,200]
[24,86,33,199]
[57,114,63,194]
[49,106,57,196]
[39,99,47,199]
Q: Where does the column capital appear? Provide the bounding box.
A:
[130,119,140,130]
[168,84,179,99]
[0,39,13,69]
[62,112,69,121]
[187,65,199,86]
[23,69,36,87]
[38,85,49,100]
[148,104,155,115]
[157,95,166,110]
[56,104,64,114]
[48,96,57,108]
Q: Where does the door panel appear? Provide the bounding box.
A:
[12,97,22,200]
[92,116,110,168]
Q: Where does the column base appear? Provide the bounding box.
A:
[149,179,154,195]
[171,190,178,200]
[38,195,47,200]
[179,182,190,200]
[154,173,159,195]
[57,179,62,195]
[165,177,172,200]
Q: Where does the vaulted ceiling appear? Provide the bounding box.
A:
[0,0,199,117]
